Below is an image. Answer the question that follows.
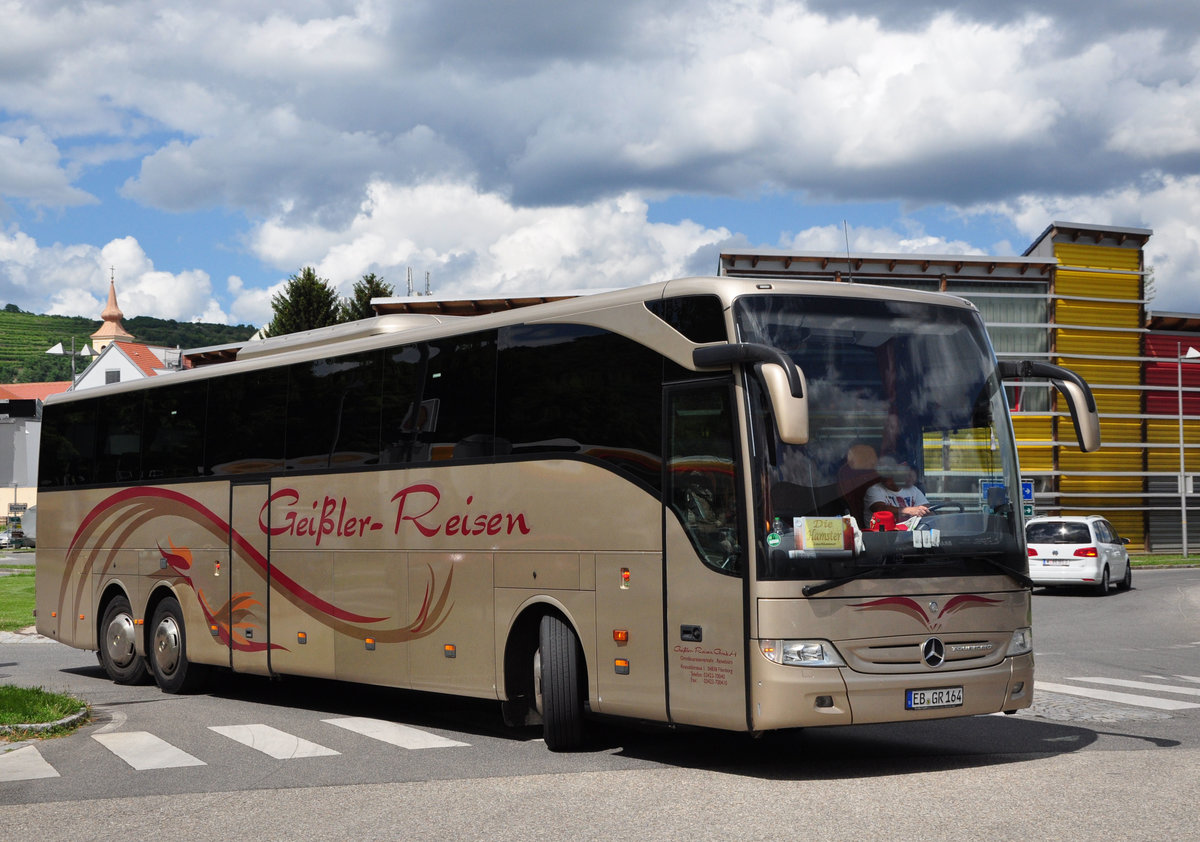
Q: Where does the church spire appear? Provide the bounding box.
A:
[90,268,135,353]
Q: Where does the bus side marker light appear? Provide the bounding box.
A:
[620,568,630,588]
[444,644,456,658]
[365,638,376,651]
[79,614,85,621]
[51,611,57,618]
[210,624,219,637]
[297,632,307,645]
[614,659,630,675]
[134,618,143,626]
[613,629,628,643]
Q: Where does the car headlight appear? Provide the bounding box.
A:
[759,639,846,667]
[1008,626,1033,656]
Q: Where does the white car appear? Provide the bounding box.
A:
[0,529,24,550]
[1026,515,1132,595]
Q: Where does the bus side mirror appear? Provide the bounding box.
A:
[999,360,1101,453]
[761,362,809,445]
[693,343,809,445]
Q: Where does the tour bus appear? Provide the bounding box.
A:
[35,277,1099,750]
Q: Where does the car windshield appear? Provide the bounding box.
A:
[736,293,1025,583]
[1027,522,1091,544]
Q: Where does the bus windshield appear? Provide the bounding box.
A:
[735,293,1025,584]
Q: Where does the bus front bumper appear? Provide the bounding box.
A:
[748,651,1034,731]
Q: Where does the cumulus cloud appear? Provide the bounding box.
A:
[0,129,96,208]
[245,179,730,315]
[0,230,230,322]
[0,0,1198,322]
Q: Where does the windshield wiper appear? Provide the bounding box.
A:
[802,563,895,597]
[802,552,1032,597]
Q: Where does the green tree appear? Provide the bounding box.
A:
[265,267,342,337]
[339,272,395,322]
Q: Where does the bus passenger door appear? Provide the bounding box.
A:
[229,481,272,676]
[663,383,748,731]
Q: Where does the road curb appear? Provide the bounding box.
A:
[0,705,89,735]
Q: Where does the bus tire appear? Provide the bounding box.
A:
[99,595,149,685]
[538,614,585,751]
[149,597,208,694]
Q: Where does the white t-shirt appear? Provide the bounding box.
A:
[864,482,929,512]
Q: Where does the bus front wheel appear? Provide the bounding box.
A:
[537,614,585,751]
[149,597,208,694]
[99,595,148,685]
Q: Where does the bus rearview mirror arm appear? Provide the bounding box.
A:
[998,360,1101,453]
[694,343,809,444]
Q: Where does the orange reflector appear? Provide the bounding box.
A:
[210,624,219,636]
[444,644,457,659]
[613,629,628,643]
[365,637,376,651]
[134,618,144,625]
[297,632,307,644]
[51,611,57,618]
[79,614,85,621]
[614,658,630,675]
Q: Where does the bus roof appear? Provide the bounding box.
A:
[45,276,979,406]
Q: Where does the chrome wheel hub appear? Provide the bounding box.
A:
[153,615,182,677]
[105,612,137,668]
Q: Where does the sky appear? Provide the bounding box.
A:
[1,0,1198,330]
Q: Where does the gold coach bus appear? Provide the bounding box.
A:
[35,277,1099,750]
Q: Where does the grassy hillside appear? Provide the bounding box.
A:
[0,305,256,384]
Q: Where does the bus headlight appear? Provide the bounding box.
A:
[759,639,846,667]
[1008,627,1033,656]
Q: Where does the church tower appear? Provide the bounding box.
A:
[90,275,135,353]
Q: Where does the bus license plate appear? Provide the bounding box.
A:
[906,687,963,710]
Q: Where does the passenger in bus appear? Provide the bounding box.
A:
[864,456,931,520]
[837,442,882,528]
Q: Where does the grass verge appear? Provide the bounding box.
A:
[0,685,89,740]
[0,572,35,632]
[1131,554,1200,567]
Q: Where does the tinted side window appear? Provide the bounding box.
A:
[646,295,727,343]
[39,401,97,488]
[285,351,382,471]
[402,332,497,461]
[381,344,425,464]
[496,324,663,491]
[668,383,740,573]
[143,380,208,480]
[94,392,144,483]
[206,369,288,475]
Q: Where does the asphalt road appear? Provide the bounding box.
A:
[2,564,1198,840]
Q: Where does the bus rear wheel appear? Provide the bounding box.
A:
[99,595,148,685]
[537,614,585,752]
[149,597,208,694]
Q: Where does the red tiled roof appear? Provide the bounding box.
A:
[0,382,72,400]
[115,342,169,377]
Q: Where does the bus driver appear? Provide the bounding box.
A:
[864,456,931,521]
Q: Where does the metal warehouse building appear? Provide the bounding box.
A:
[721,221,1199,553]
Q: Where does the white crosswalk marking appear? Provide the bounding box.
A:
[1036,681,1200,711]
[1068,677,1200,698]
[209,724,340,759]
[93,731,207,770]
[322,716,469,749]
[0,745,60,782]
